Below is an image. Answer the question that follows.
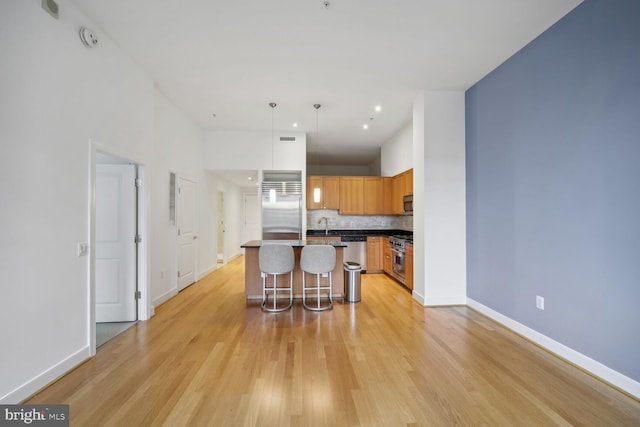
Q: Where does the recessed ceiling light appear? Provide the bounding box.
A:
[293,123,298,128]
[212,113,217,117]
[363,124,369,130]
[247,177,253,181]
[374,105,382,112]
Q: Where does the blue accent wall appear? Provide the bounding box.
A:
[466,0,640,381]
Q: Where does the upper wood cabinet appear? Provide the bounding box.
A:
[404,168,413,196]
[339,177,364,214]
[388,168,413,214]
[363,177,384,215]
[391,174,404,214]
[306,176,339,209]
[383,177,394,214]
[308,170,411,214]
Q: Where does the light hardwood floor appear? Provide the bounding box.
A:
[27,256,640,426]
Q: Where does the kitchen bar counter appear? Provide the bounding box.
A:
[241,240,347,301]
[241,239,348,248]
[306,229,413,239]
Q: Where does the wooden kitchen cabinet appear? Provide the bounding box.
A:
[382,237,392,275]
[404,168,413,195]
[383,177,394,214]
[363,177,384,215]
[391,174,404,214]
[405,242,414,290]
[306,176,340,209]
[339,177,364,214]
[366,236,383,273]
[389,168,413,214]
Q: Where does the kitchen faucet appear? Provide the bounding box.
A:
[318,217,329,235]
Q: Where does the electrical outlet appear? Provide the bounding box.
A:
[536,295,545,310]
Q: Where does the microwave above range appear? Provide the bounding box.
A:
[403,194,413,215]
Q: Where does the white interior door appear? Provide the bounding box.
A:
[244,193,260,242]
[96,164,137,322]
[178,177,197,290]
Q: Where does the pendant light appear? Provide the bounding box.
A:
[269,102,277,203]
[313,103,322,203]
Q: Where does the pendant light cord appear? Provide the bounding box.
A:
[314,104,321,175]
[269,102,276,172]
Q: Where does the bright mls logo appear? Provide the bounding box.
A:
[0,405,68,426]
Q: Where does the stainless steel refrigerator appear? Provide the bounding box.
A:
[261,176,303,240]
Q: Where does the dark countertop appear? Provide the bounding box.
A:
[241,240,348,249]
[306,229,412,238]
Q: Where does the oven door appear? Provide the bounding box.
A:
[392,248,405,279]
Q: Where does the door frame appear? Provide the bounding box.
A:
[95,162,137,322]
[89,141,150,356]
[243,192,260,243]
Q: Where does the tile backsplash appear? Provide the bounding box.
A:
[308,210,412,232]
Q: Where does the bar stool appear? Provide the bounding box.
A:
[301,245,336,311]
[259,244,294,312]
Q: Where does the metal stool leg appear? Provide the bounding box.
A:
[262,271,293,312]
[303,271,333,311]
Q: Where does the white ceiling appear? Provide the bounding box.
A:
[209,169,260,190]
[71,0,581,170]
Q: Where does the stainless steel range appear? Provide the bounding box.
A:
[389,235,411,283]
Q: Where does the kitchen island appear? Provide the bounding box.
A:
[241,240,347,301]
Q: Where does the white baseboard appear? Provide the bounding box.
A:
[199,264,217,278]
[412,291,466,307]
[152,288,178,308]
[424,295,467,306]
[467,298,640,399]
[1,346,91,404]
[412,290,425,305]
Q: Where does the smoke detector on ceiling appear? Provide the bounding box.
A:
[79,27,99,48]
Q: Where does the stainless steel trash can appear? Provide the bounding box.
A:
[343,261,362,303]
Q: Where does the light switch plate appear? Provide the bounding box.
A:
[77,242,88,257]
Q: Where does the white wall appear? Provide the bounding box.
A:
[0,0,154,402]
[413,91,467,306]
[381,121,413,176]
[0,1,215,403]
[150,90,210,307]
[204,131,307,172]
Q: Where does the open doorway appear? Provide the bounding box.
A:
[217,191,225,266]
[92,150,146,350]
